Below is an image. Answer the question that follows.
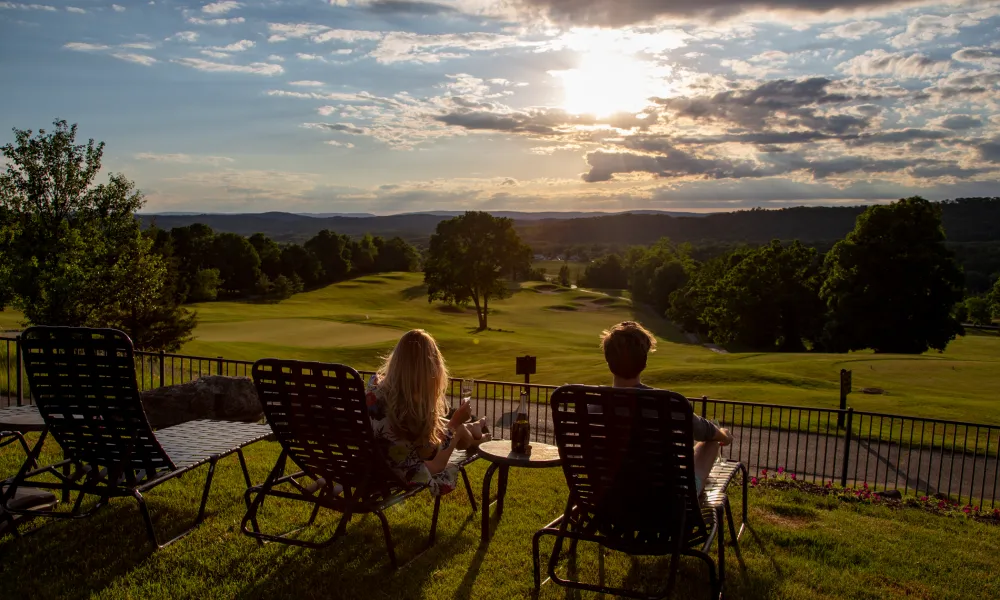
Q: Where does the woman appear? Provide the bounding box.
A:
[365,330,488,495]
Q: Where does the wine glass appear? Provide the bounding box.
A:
[461,378,474,403]
[710,418,725,464]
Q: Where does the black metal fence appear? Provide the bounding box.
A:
[2,339,998,508]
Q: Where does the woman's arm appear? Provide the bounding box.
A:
[423,426,458,474]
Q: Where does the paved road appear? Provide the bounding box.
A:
[455,396,999,508]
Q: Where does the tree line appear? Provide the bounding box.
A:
[579,197,999,354]
[147,224,419,305]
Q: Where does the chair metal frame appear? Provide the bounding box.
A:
[532,385,750,600]
[1,326,270,549]
[242,359,478,569]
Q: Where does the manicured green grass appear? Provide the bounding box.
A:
[2,434,997,600]
[3,272,1000,423]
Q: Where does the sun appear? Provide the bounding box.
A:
[556,51,660,118]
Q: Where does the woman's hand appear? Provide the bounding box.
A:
[448,399,472,430]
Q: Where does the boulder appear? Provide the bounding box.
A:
[141,376,262,429]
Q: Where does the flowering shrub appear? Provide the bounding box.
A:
[749,467,1000,526]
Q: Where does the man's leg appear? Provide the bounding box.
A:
[693,441,720,493]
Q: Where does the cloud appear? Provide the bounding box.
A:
[516,0,933,28]
[66,6,85,13]
[0,2,57,10]
[304,122,369,135]
[201,0,241,14]
[200,50,231,58]
[173,57,284,75]
[111,3,124,11]
[121,42,156,50]
[365,0,456,15]
[324,140,356,148]
[934,115,983,130]
[296,53,326,61]
[369,31,534,64]
[186,15,245,25]
[980,139,1000,163]
[838,49,950,78]
[168,31,199,43]
[135,152,236,165]
[289,80,325,86]
[210,39,254,52]
[924,70,1000,100]
[64,42,110,51]
[890,11,990,48]
[267,54,284,61]
[111,53,157,66]
[952,46,1000,67]
[819,20,883,39]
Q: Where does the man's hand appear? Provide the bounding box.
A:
[449,399,472,430]
[716,428,733,447]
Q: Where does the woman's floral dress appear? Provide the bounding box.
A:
[365,376,459,496]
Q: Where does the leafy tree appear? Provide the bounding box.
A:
[626,239,693,313]
[668,255,729,337]
[557,264,571,287]
[348,234,379,275]
[700,241,825,351]
[965,296,993,326]
[189,268,221,302]
[304,229,350,282]
[374,236,420,272]
[249,233,283,280]
[953,301,969,324]
[270,275,296,301]
[989,278,1000,318]
[280,243,323,287]
[0,119,195,349]
[579,254,628,289]
[424,211,531,330]
[821,197,965,353]
[210,233,261,296]
[170,223,215,301]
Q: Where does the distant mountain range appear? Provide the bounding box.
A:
[144,209,705,220]
[138,199,1000,247]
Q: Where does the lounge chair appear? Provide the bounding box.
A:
[1,326,272,548]
[242,359,478,568]
[1,426,57,538]
[533,385,750,600]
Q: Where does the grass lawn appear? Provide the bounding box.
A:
[3,272,1000,423]
[2,435,998,600]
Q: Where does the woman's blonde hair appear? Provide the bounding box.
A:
[375,329,450,446]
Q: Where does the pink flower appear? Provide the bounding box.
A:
[761,469,768,476]
[790,473,797,480]
[751,477,759,486]
[920,496,928,502]
[777,467,785,474]
[863,482,869,489]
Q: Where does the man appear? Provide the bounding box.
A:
[600,321,733,493]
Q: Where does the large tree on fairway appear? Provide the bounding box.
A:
[820,196,964,353]
[700,240,825,351]
[424,211,531,330]
[0,120,195,350]
[989,277,1000,319]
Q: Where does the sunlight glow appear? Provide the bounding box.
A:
[555,51,668,118]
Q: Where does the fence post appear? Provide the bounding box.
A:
[216,357,223,376]
[838,369,852,428]
[15,334,23,407]
[701,395,708,419]
[158,350,165,388]
[840,407,854,487]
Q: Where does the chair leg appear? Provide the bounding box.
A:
[132,490,161,548]
[428,494,442,547]
[690,550,720,600]
[196,456,219,524]
[460,467,478,513]
[717,507,726,597]
[725,499,746,573]
[376,509,398,570]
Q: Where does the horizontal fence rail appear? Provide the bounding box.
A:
[2,340,998,508]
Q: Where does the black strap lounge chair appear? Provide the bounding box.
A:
[242,359,478,569]
[533,385,750,600]
[1,427,57,538]
[1,326,272,549]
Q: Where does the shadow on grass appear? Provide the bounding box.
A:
[0,497,204,599]
[400,284,428,300]
[627,305,693,346]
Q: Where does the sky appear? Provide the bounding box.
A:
[1,0,1000,214]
